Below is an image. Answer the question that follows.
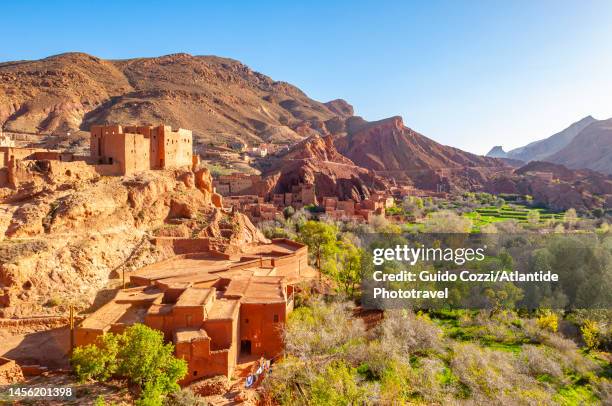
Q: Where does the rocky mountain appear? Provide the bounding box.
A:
[484,161,612,211]
[334,116,507,191]
[0,52,350,148]
[546,118,612,174]
[488,116,597,162]
[259,134,388,201]
[486,146,508,158]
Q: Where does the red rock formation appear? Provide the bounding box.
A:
[334,115,508,191]
[260,134,388,201]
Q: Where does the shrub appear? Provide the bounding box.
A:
[581,320,601,351]
[374,310,443,357]
[71,324,188,405]
[309,361,372,405]
[518,345,563,379]
[284,298,365,359]
[424,210,473,233]
[536,310,558,333]
[450,343,550,404]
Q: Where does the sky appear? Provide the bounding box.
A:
[2,0,612,154]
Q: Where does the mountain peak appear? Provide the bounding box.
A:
[486,146,507,158]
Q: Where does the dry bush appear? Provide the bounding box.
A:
[406,357,457,404]
[283,298,365,360]
[460,310,521,343]
[596,380,612,405]
[450,343,552,404]
[518,345,563,380]
[522,319,599,376]
[374,310,443,357]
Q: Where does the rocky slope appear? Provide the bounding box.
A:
[546,118,612,174]
[334,116,508,191]
[0,165,267,317]
[258,134,388,201]
[484,161,612,211]
[487,116,597,162]
[0,52,350,148]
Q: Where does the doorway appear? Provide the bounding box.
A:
[240,340,252,355]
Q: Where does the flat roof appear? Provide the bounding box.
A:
[80,301,139,330]
[208,299,240,320]
[175,287,214,307]
[175,328,209,343]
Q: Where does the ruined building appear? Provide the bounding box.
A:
[90,124,194,176]
[75,239,316,384]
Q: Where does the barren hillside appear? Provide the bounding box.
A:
[546,118,612,174]
[0,52,349,148]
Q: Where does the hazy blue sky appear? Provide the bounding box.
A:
[2,1,612,154]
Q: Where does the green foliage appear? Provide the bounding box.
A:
[329,240,363,298]
[72,333,121,382]
[527,209,540,224]
[309,361,368,405]
[264,296,609,405]
[536,310,559,333]
[424,210,473,233]
[564,208,578,227]
[581,320,601,351]
[283,206,296,219]
[385,205,404,216]
[71,324,188,405]
[297,220,337,270]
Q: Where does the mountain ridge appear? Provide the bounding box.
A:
[486,116,597,162]
[0,52,349,148]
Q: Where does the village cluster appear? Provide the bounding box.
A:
[0,122,452,381]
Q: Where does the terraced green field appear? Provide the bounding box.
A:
[464,204,564,231]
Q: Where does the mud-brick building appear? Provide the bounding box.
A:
[90,124,193,176]
[75,239,316,384]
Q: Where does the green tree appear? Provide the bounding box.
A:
[298,220,337,271]
[71,324,188,405]
[333,241,363,298]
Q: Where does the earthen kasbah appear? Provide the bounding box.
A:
[1,124,195,187]
[76,238,316,384]
[0,123,318,383]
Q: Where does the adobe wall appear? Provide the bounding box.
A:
[91,125,151,175]
[172,306,206,330]
[239,302,286,358]
[159,126,193,169]
[144,312,174,340]
[47,160,98,179]
[0,168,8,188]
[0,147,42,166]
[75,328,103,347]
[153,237,211,255]
[203,318,236,351]
[180,349,232,384]
[123,132,151,175]
[94,162,123,176]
